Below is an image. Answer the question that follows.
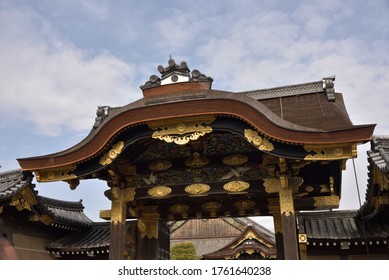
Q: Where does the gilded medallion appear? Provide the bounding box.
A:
[223,181,250,192]
[147,186,172,198]
[149,160,172,172]
[185,183,210,195]
[169,204,189,214]
[222,154,248,166]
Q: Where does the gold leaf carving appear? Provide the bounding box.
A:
[222,154,248,166]
[263,178,280,193]
[149,116,215,145]
[244,129,274,151]
[279,187,295,217]
[147,186,172,198]
[223,181,250,192]
[100,141,124,165]
[313,196,340,209]
[185,183,210,195]
[35,164,77,182]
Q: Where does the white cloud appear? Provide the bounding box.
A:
[0,6,138,136]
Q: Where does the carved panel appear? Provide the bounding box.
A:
[149,116,215,145]
[100,141,125,165]
[244,129,274,151]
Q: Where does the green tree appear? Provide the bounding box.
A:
[170,242,200,260]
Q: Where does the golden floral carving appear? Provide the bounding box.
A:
[185,183,210,195]
[223,181,250,192]
[149,116,215,145]
[244,129,274,151]
[147,186,172,198]
[100,141,124,165]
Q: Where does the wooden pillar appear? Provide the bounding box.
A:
[273,213,285,260]
[278,175,299,260]
[136,206,160,260]
[109,187,127,260]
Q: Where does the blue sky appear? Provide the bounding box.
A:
[0,0,388,229]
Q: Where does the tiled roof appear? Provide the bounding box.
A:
[46,222,110,255]
[37,196,92,228]
[0,168,91,228]
[298,210,389,240]
[0,169,33,200]
[240,80,324,100]
[368,136,389,173]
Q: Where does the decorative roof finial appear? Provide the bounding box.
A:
[140,58,213,89]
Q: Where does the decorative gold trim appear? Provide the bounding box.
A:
[149,116,215,145]
[99,141,124,165]
[122,187,136,202]
[0,206,3,214]
[39,214,53,225]
[35,164,77,182]
[10,188,37,211]
[185,183,210,195]
[313,196,340,209]
[149,160,172,172]
[223,181,250,192]
[304,143,356,160]
[99,209,111,220]
[137,218,159,239]
[244,129,274,151]
[222,154,248,166]
[138,206,160,239]
[373,165,389,191]
[279,180,294,217]
[263,178,280,193]
[147,186,172,198]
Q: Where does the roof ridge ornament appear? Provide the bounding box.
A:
[322,76,336,101]
[140,57,213,89]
